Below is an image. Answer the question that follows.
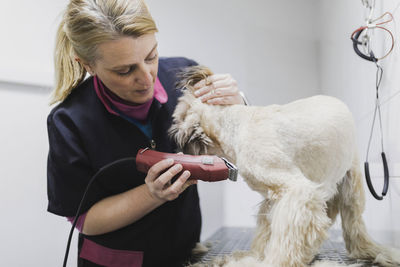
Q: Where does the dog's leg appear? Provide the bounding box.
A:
[339,158,400,266]
[250,199,272,260]
[326,193,339,225]
[258,177,331,267]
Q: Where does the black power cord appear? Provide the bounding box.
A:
[63,157,136,267]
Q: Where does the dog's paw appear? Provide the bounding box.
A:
[373,246,400,267]
[191,242,210,256]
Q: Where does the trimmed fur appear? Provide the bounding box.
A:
[170,66,400,267]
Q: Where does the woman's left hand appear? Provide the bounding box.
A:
[193,74,244,105]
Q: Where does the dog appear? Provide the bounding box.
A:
[169,66,400,267]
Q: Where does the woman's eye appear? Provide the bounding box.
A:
[146,54,158,62]
[117,67,134,76]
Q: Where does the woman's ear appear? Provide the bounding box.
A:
[76,58,95,76]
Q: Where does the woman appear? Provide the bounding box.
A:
[47,0,245,266]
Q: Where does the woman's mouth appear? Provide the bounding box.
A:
[135,88,151,95]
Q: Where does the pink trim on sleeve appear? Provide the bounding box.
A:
[67,212,87,233]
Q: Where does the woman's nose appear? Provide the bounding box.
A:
[135,65,153,87]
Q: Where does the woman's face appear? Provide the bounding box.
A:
[87,34,159,104]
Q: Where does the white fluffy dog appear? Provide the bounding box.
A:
[169,66,400,267]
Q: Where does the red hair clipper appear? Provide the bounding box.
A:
[136,148,238,182]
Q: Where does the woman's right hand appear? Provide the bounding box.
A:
[144,158,197,202]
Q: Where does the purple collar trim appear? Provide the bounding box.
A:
[93,76,168,121]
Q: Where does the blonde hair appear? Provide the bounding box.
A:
[51,0,158,104]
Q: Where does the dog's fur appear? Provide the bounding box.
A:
[169,66,400,267]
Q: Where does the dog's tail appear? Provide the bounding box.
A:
[176,65,214,92]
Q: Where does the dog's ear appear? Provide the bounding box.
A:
[169,102,213,155]
[169,65,215,155]
[176,65,214,93]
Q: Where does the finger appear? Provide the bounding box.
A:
[206,95,242,105]
[182,179,198,191]
[193,73,231,94]
[153,164,183,190]
[146,158,175,182]
[194,74,230,89]
[194,76,235,96]
[210,78,238,91]
[166,170,191,196]
[194,84,214,98]
[200,86,238,103]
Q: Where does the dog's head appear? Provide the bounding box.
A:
[169,65,218,155]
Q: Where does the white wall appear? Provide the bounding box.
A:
[148,0,320,106]
[0,1,66,86]
[0,83,78,266]
[317,0,400,246]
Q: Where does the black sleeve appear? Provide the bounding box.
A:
[159,57,198,77]
[158,57,199,97]
[46,109,106,217]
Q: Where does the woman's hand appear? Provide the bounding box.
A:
[145,158,197,202]
[193,73,245,105]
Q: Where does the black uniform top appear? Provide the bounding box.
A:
[47,57,202,267]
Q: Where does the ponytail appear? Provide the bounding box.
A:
[50,18,86,105]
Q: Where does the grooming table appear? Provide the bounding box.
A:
[194,227,378,266]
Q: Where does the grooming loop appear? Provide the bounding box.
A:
[350,0,394,200]
[364,62,389,200]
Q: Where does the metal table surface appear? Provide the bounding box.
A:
[194,227,379,266]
